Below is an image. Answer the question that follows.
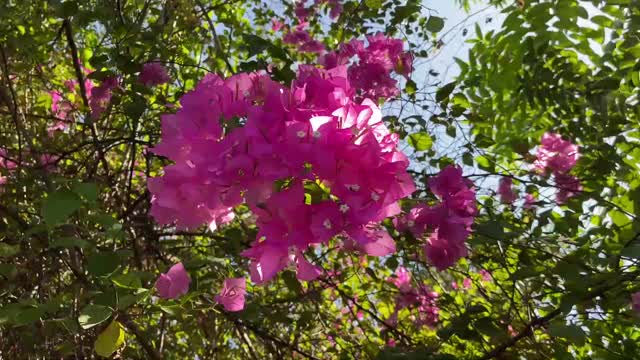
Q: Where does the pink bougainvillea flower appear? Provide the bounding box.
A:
[479,269,492,282]
[155,262,191,299]
[299,39,325,54]
[498,177,517,204]
[146,41,443,285]
[632,292,640,312]
[555,173,582,204]
[138,62,171,87]
[387,273,439,328]
[407,165,477,270]
[534,132,579,175]
[39,154,60,172]
[271,18,284,32]
[462,277,472,289]
[215,277,247,312]
[89,77,119,120]
[0,148,17,171]
[395,52,413,79]
[387,266,412,293]
[294,1,310,20]
[524,193,536,209]
[387,338,397,347]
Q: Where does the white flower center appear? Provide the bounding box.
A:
[323,219,332,229]
[339,204,350,213]
[407,220,415,227]
[371,192,380,201]
[346,184,360,191]
[312,131,321,138]
[296,131,306,138]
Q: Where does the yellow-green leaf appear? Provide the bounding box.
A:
[94,320,125,357]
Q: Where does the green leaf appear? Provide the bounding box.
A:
[112,273,142,289]
[405,79,417,96]
[59,1,79,17]
[13,306,45,326]
[0,263,17,277]
[408,132,433,151]
[0,243,20,257]
[49,237,91,249]
[392,4,420,24]
[73,182,99,203]
[124,96,147,120]
[94,320,126,357]
[548,322,586,346]
[41,190,82,226]
[282,271,303,294]
[87,253,120,277]
[436,82,456,102]
[475,317,504,338]
[620,245,640,259]
[78,304,112,329]
[365,0,382,10]
[426,16,445,32]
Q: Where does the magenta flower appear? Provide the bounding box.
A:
[524,193,536,209]
[388,266,412,293]
[146,54,431,285]
[271,18,284,32]
[479,269,492,282]
[215,277,246,312]
[138,62,171,87]
[299,40,325,54]
[0,148,18,171]
[89,77,119,120]
[534,132,579,175]
[462,278,472,289]
[395,52,413,79]
[294,1,310,21]
[555,173,582,204]
[39,154,60,172]
[498,177,517,204]
[632,292,640,312]
[155,262,191,299]
[387,338,397,347]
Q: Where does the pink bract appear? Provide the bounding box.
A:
[498,177,517,204]
[155,262,191,299]
[148,62,416,283]
[215,277,247,312]
[138,62,171,87]
[534,132,579,175]
[632,292,640,312]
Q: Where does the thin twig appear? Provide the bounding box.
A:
[194,0,233,74]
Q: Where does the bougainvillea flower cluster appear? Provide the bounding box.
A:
[398,165,477,270]
[49,69,94,134]
[534,132,581,204]
[89,77,119,120]
[498,177,517,204]
[283,22,326,54]
[48,67,120,129]
[320,33,413,99]
[149,62,416,284]
[387,266,439,328]
[138,62,171,87]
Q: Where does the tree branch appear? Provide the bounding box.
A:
[119,312,163,360]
